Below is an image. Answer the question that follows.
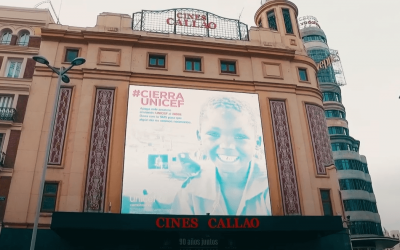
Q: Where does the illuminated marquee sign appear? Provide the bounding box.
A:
[132,8,248,40]
[156,217,260,229]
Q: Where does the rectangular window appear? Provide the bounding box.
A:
[267,10,278,31]
[221,61,237,74]
[298,68,308,81]
[5,60,22,78]
[320,190,333,216]
[282,9,294,34]
[148,54,166,68]
[185,57,201,72]
[41,182,59,212]
[64,48,79,63]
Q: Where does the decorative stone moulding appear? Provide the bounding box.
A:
[305,104,334,175]
[84,89,115,212]
[270,100,301,215]
[48,87,72,165]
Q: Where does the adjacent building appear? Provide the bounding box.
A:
[299,15,399,250]
[0,6,54,225]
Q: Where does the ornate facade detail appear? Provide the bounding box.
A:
[48,87,72,165]
[84,89,115,212]
[270,100,301,215]
[305,104,334,175]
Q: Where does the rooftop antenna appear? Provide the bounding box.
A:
[238,7,244,21]
[34,0,61,24]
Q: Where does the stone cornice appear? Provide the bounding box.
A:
[70,68,322,100]
[41,29,297,59]
[0,44,39,55]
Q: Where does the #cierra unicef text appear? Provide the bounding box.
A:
[134,89,185,107]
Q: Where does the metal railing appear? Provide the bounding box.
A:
[0,108,16,121]
[132,8,249,41]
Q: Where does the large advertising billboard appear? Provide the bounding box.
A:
[121,85,270,215]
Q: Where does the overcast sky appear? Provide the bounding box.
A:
[8,0,400,231]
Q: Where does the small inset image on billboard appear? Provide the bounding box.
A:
[121,85,271,215]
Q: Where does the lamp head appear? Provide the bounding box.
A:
[70,57,86,66]
[62,74,70,83]
[32,56,49,65]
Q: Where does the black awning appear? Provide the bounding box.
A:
[50,212,347,249]
[51,212,344,232]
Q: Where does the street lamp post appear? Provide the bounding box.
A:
[29,55,86,250]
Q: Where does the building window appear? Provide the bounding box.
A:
[328,126,349,135]
[41,182,59,212]
[0,30,12,45]
[350,221,383,236]
[343,200,378,213]
[303,35,326,44]
[185,57,201,72]
[325,110,346,119]
[339,179,374,193]
[220,61,236,74]
[64,48,79,63]
[298,68,308,81]
[282,9,294,34]
[323,92,341,102]
[148,54,166,68]
[331,143,358,152]
[335,159,369,174]
[5,59,22,78]
[17,32,30,46]
[267,10,278,31]
[320,190,333,216]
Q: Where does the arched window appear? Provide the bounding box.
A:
[1,29,12,45]
[17,30,30,46]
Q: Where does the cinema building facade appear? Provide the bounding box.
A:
[0,0,362,249]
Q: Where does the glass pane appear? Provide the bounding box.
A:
[14,62,21,78]
[1,33,12,44]
[299,69,307,81]
[41,197,56,211]
[221,63,227,71]
[267,10,278,31]
[66,50,79,62]
[186,61,192,70]
[323,203,333,216]
[149,58,157,65]
[282,9,294,34]
[44,183,58,194]
[194,61,200,71]
[320,190,330,201]
[158,58,165,66]
[228,64,235,72]
[7,62,15,77]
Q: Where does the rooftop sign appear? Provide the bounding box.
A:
[132,8,249,41]
[298,16,320,29]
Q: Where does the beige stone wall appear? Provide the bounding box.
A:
[3,2,344,227]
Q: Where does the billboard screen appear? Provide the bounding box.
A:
[121,85,270,215]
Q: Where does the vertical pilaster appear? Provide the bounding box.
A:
[270,100,301,215]
[84,89,115,212]
[48,87,72,165]
[305,104,334,175]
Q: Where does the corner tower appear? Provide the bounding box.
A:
[255,0,304,51]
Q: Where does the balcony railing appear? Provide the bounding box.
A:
[0,108,16,121]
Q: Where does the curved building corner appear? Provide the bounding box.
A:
[299,16,399,250]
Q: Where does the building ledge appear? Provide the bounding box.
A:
[351,235,399,249]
